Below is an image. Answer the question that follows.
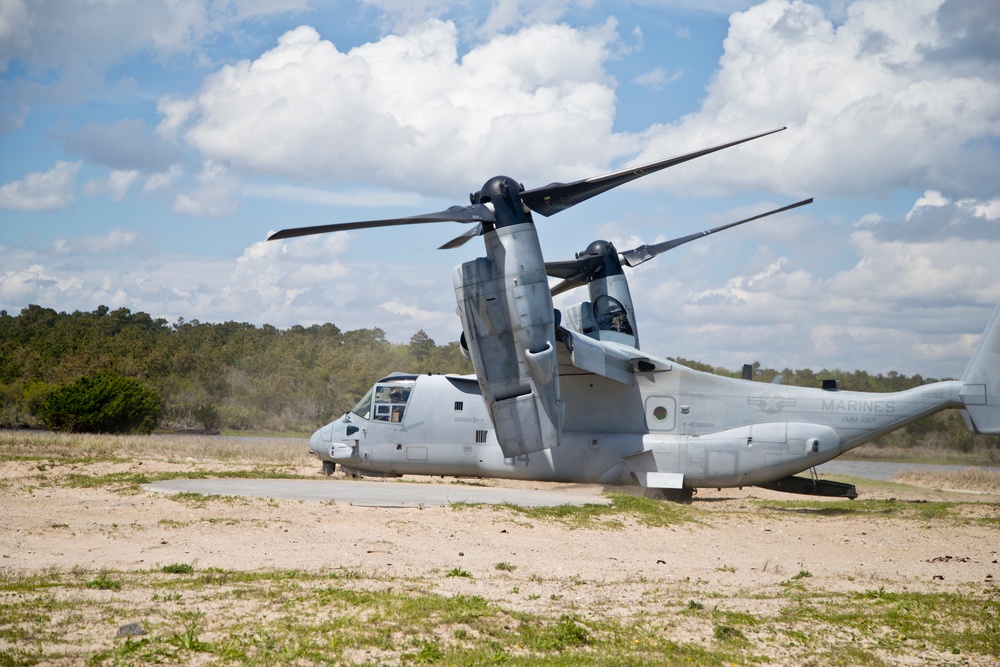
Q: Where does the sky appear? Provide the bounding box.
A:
[1,0,998,379]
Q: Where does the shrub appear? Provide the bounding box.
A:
[35,374,161,434]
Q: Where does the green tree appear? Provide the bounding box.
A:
[35,374,162,434]
[409,330,435,363]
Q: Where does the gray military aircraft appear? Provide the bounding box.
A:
[270,128,1000,500]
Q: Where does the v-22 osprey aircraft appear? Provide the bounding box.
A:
[269,127,1000,501]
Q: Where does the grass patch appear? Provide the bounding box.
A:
[458,491,698,530]
[162,563,195,574]
[0,566,996,666]
[754,497,969,521]
[0,430,311,464]
[84,573,122,590]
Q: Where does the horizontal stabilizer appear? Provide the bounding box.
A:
[960,303,1000,434]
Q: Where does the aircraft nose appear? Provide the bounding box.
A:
[309,427,327,458]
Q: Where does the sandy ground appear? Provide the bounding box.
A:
[2,457,999,665]
[2,458,997,602]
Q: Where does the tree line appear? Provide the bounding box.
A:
[0,305,470,433]
[0,304,996,453]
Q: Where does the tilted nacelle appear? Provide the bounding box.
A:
[454,221,564,458]
[562,272,639,349]
[549,240,639,349]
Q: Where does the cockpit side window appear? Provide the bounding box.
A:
[371,383,413,423]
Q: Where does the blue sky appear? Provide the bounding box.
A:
[1,0,998,378]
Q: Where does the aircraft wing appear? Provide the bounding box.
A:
[556,327,669,385]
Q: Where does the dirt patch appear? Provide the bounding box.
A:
[2,457,998,665]
[3,459,997,593]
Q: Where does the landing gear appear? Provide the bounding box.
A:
[322,461,336,476]
[644,487,695,503]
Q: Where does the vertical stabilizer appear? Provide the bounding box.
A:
[960,303,1000,434]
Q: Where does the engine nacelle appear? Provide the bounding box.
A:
[454,222,563,457]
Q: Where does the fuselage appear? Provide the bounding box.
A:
[310,351,964,491]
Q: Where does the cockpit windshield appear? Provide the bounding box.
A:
[351,380,414,423]
[350,387,375,420]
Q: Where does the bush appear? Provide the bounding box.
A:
[35,374,161,434]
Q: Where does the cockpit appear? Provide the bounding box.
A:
[350,375,416,423]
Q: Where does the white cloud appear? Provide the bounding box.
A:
[906,190,950,219]
[156,97,196,140]
[380,297,449,325]
[242,183,426,208]
[176,20,629,193]
[476,0,598,37]
[0,161,80,210]
[173,162,239,216]
[0,0,306,74]
[143,165,182,194]
[0,263,83,302]
[630,0,1000,200]
[630,192,1000,377]
[970,198,1000,221]
[82,169,140,202]
[631,67,683,90]
[0,225,463,346]
[51,228,146,256]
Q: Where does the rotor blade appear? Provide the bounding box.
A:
[550,278,585,297]
[267,204,496,241]
[438,222,484,250]
[521,127,787,217]
[544,256,603,281]
[543,255,605,296]
[620,198,814,268]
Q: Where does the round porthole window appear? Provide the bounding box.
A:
[652,406,668,421]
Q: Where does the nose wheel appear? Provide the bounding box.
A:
[322,461,336,476]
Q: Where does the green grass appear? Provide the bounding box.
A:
[161,563,195,575]
[0,566,995,666]
[754,497,973,520]
[453,491,698,530]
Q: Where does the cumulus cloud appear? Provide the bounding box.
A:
[143,165,183,194]
[629,192,1000,376]
[160,1,999,207]
[0,161,80,210]
[82,170,141,202]
[173,162,240,216]
[0,263,83,303]
[51,228,147,256]
[631,67,683,90]
[0,0,307,74]
[172,20,629,193]
[630,0,1000,200]
[1,228,459,343]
